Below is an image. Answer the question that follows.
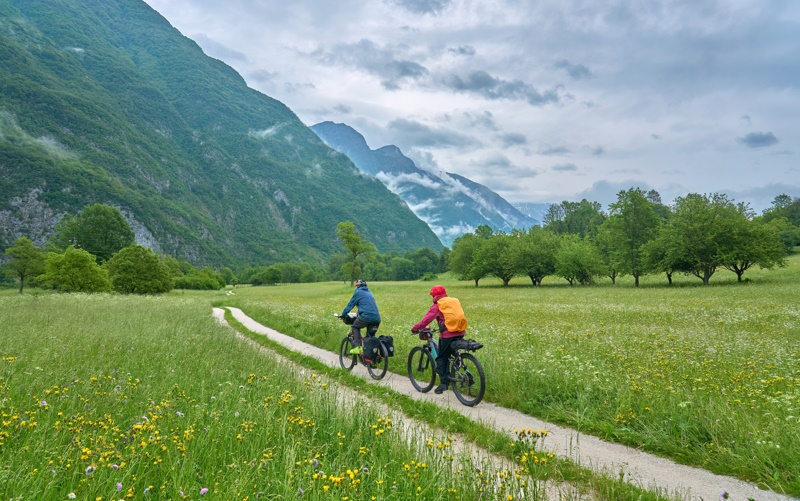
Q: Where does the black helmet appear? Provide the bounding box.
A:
[355,279,367,287]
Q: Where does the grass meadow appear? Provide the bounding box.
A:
[0,294,543,500]
[218,254,800,495]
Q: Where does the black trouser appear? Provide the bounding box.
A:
[436,336,461,385]
[351,316,380,346]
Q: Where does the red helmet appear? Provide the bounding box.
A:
[429,285,446,297]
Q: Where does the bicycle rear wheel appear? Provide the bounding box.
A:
[366,344,388,380]
[451,353,485,407]
[407,346,436,393]
[339,336,356,371]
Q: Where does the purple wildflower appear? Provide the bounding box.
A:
[177,411,184,418]
[117,482,122,492]
[200,487,209,495]
[296,487,304,497]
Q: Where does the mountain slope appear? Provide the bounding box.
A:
[0,0,441,265]
[311,121,538,246]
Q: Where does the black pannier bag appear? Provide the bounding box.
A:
[378,335,395,357]
[452,338,483,351]
[362,336,382,362]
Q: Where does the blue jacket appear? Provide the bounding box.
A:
[342,285,381,323]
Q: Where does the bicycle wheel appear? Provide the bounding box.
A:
[339,336,356,371]
[366,343,388,380]
[451,353,485,407]
[407,346,436,393]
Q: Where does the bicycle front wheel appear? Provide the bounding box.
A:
[366,344,388,380]
[339,336,356,371]
[407,346,436,393]
[451,353,485,407]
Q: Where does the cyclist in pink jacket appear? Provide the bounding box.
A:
[411,285,465,394]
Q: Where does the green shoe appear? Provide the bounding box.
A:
[349,346,363,355]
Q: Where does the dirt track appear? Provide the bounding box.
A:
[221,307,793,501]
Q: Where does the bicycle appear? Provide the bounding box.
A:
[407,327,486,407]
[334,313,388,380]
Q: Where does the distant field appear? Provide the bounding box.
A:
[0,294,516,500]
[220,255,800,494]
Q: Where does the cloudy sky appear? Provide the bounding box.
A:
[142,0,800,212]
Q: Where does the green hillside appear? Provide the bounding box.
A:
[0,0,441,266]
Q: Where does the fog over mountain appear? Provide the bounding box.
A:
[311,121,538,246]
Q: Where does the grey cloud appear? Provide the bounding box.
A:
[248,70,279,84]
[461,111,497,130]
[590,146,604,156]
[651,134,661,140]
[499,133,528,147]
[540,145,571,156]
[741,115,751,124]
[439,70,560,106]
[466,153,539,179]
[554,59,593,80]
[387,0,451,15]
[738,132,779,148]
[317,39,428,90]
[284,82,316,93]
[552,163,578,172]
[334,104,352,114]
[192,33,247,62]
[448,45,475,56]
[387,118,477,149]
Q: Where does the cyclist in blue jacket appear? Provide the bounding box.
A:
[341,279,381,355]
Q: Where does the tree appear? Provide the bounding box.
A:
[475,234,516,286]
[449,233,487,287]
[408,247,439,278]
[389,257,416,281]
[544,199,606,238]
[513,227,559,286]
[106,245,173,294]
[593,224,623,284]
[4,237,45,294]
[336,221,376,285]
[251,266,282,286]
[40,247,112,293]
[661,193,739,285]
[601,188,661,286]
[720,218,788,281]
[555,235,605,285]
[51,204,135,262]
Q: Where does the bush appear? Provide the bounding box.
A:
[39,247,112,293]
[106,245,173,294]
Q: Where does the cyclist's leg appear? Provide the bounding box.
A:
[435,337,455,389]
[351,316,367,346]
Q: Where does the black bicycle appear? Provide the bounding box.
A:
[335,313,388,380]
[408,327,486,407]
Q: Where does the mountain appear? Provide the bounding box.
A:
[0,0,441,266]
[513,203,551,225]
[310,121,538,246]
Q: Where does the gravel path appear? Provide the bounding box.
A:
[223,307,793,501]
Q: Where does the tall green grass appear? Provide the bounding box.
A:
[219,255,800,495]
[0,294,535,500]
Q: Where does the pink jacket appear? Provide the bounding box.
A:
[411,294,465,339]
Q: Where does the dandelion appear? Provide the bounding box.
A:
[200,488,209,495]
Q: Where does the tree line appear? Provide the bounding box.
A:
[449,189,799,287]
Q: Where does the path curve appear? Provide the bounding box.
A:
[225,307,793,501]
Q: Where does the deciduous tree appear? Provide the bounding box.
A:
[601,188,661,286]
[106,245,173,294]
[336,221,376,285]
[40,247,112,293]
[4,237,44,294]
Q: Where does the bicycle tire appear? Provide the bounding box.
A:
[339,336,356,371]
[451,353,485,407]
[407,346,436,393]
[366,343,388,380]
